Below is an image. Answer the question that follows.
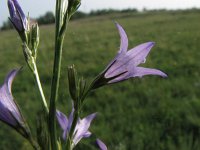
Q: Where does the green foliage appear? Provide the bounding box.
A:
[37,11,55,25]
[0,10,200,149]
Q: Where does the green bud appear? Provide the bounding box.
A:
[68,65,77,101]
[22,43,34,72]
[68,0,81,17]
[78,77,86,101]
[31,23,40,59]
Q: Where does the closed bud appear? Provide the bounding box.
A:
[7,0,28,41]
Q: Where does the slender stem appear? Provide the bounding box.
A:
[29,137,40,150]
[49,0,70,148]
[48,0,62,149]
[33,61,49,113]
[49,36,64,150]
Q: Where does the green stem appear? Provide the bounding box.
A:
[33,61,49,113]
[48,0,63,149]
[29,137,40,150]
[49,37,64,150]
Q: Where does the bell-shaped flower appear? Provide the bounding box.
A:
[91,23,167,89]
[96,139,108,150]
[56,109,96,147]
[7,0,28,32]
[0,69,30,138]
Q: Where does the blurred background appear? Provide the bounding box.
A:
[0,0,200,149]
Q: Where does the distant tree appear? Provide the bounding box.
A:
[90,9,119,16]
[121,8,138,13]
[71,11,87,20]
[0,19,13,31]
[37,11,55,25]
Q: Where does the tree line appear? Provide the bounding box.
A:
[1,8,200,30]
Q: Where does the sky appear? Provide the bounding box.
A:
[1,0,200,26]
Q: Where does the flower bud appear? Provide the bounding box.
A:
[7,0,28,32]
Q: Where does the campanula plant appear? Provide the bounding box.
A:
[0,0,167,149]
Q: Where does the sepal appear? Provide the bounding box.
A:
[68,65,77,101]
[22,44,35,72]
[68,0,81,17]
[30,23,40,59]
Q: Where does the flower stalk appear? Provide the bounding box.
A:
[32,61,49,113]
[49,0,69,149]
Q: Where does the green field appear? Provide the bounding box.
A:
[0,10,200,150]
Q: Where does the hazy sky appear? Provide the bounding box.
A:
[1,0,200,26]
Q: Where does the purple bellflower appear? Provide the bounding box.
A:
[96,139,108,150]
[7,0,28,32]
[92,23,167,89]
[0,69,30,138]
[56,109,96,147]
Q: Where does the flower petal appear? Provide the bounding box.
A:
[107,71,129,84]
[73,113,96,145]
[7,0,27,31]
[67,106,75,132]
[96,139,108,150]
[0,68,30,138]
[105,42,155,78]
[127,42,155,66]
[12,0,26,19]
[82,131,92,138]
[12,0,27,28]
[7,0,15,18]
[115,23,128,54]
[131,67,168,78]
[56,110,68,139]
[0,69,23,125]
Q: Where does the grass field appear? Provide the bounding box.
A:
[0,10,200,150]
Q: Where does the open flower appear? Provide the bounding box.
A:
[0,69,30,138]
[96,139,108,150]
[56,108,96,147]
[91,23,167,89]
[7,0,28,32]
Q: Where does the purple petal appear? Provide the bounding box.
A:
[82,131,92,138]
[103,23,128,72]
[7,0,15,18]
[96,139,108,150]
[0,69,23,126]
[56,110,68,139]
[105,42,155,79]
[107,71,129,84]
[73,113,96,145]
[127,42,155,66]
[115,23,128,54]
[7,0,27,31]
[12,0,26,20]
[56,110,68,130]
[131,67,168,78]
[67,106,75,132]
